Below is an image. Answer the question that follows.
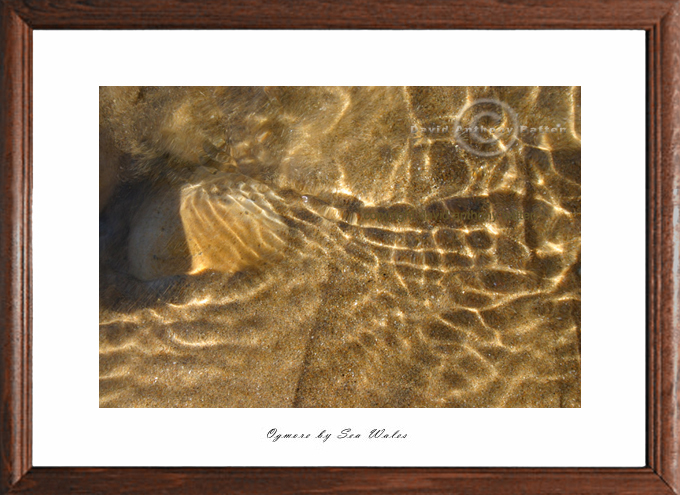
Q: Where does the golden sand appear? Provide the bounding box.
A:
[99,87,581,407]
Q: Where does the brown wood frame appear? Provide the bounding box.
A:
[1,1,678,494]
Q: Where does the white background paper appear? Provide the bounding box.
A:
[32,30,646,467]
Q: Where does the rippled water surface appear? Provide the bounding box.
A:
[99,87,581,407]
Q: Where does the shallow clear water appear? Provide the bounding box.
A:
[99,86,581,407]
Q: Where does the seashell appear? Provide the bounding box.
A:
[128,171,288,281]
[180,173,288,276]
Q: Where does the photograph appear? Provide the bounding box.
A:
[99,86,581,408]
[3,0,678,491]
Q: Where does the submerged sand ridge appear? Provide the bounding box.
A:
[99,86,581,408]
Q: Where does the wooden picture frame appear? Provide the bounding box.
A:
[1,1,678,493]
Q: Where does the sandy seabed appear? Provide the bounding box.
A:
[99,87,581,408]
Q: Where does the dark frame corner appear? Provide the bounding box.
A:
[1,1,679,493]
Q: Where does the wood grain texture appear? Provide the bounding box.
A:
[658,0,680,491]
[5,468,676,495]
[0,2,31,492]
[2,0,677,29]
[0,0,679,494]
